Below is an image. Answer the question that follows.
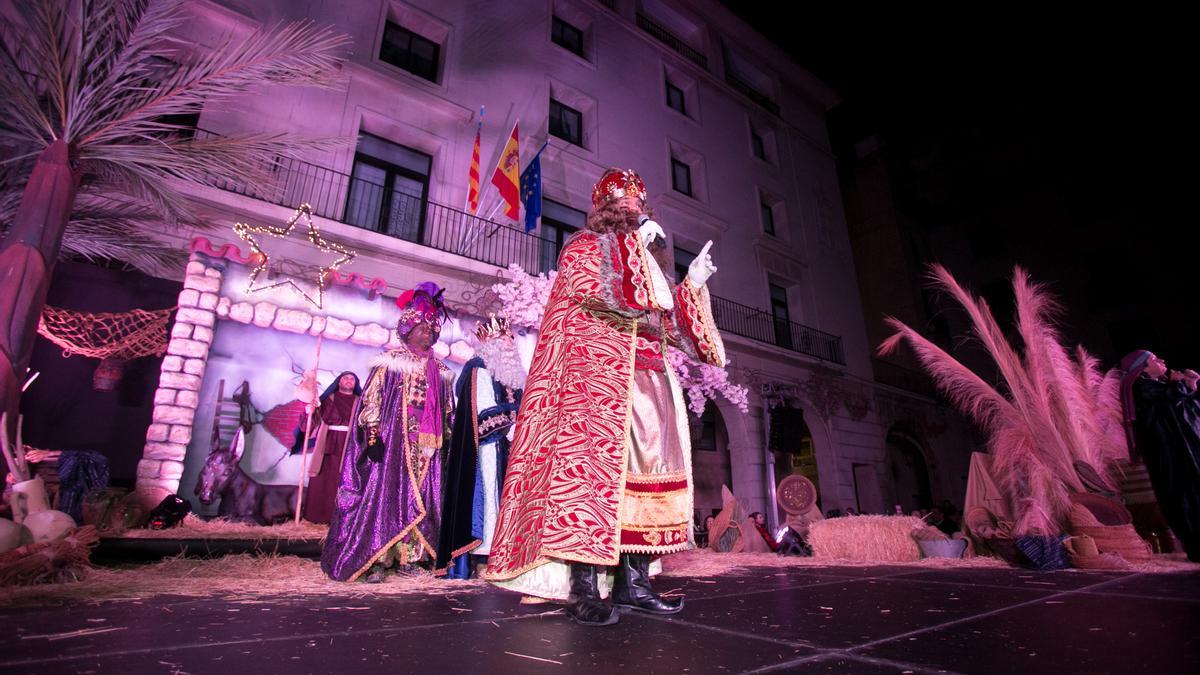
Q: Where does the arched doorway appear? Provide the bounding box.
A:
[768,405,821,512]
[689,404,731,518]
[886,427,933,514]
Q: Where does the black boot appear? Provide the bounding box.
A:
[612,553,683,615]
[565,563,619,626]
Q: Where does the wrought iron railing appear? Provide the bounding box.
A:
[725,72,780,116]
[194,129,557,274]
[197,128,843,361]
[635,13,708,69]
[710,295,845,364]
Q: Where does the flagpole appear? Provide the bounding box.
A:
[294,333,323,525]
[464,105,484,214]
[465,117,519,252]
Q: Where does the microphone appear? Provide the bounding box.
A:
[636,213,661,245]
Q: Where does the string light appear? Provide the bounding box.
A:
[233,203,357,309]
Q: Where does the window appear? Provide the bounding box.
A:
[345,133,431,242]
[549,98,583,146]
[760,199,775,235]
[770,283,791,349]
[539,200,585,272]
[380,21,439,82]
[751,130,766,160]
[671,158,692,196]
[674,246,696,284]
[666,81,686,115]
[551,16,584,56]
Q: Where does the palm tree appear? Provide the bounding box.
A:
[878,265,1126,536]
[0,0,350,438]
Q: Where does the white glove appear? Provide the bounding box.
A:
[637,218,665,248]
[687,240,717,287]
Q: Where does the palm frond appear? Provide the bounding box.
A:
[879,318,1019,434]
[0,3,59,142]
[1010,267,1086,492]
[0,191,188,275]
[926,264,1035,420]
[80,133,350,200]
[80,17,350,145]
[62,215,186,276]
[68,0,171,137]
[83,160,193,223]
[19,0,74,135]
[881,264,1117,536]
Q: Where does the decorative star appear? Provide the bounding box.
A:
[232,203,356,309]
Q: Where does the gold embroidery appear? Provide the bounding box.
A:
[357,366,385,429]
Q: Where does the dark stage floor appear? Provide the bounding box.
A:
[3,564,1197,674]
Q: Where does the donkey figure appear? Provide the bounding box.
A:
[195,428,297,525]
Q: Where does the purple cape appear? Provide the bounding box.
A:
[320,358,451,581]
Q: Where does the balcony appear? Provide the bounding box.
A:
[196,129,843,363]
[711,295,845,364]
[636,13,707,69]
[725,72,780,116]
[195,129,556,274]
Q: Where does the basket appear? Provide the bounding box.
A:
[1073,524,1152,563]
[1069,493,1132,526]
[917,538,968,559]
[1065,534,1134,570]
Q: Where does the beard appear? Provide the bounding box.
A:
[476,337,526,390]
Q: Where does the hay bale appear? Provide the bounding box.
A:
[808,515,925,562]
[0,526,98,586]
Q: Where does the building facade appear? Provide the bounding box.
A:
[119,0,972,524]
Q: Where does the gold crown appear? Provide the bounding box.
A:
[475,314,512,341]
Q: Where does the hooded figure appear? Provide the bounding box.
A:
[1119,349,1200,561]
[297,371,361,524]
[321,282,454,582]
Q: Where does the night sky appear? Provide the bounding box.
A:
[730,8,1189,369]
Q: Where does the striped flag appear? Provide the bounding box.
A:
[490,122,520,221]
[467,107,483,214]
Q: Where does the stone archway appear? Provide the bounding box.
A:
[689,403,731,518]
[885,425,934,514]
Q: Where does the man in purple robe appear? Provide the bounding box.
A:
[321,282,454,582]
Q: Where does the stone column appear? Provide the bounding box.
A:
[136,255,221,504]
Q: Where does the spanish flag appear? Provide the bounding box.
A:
[490,122,520,221]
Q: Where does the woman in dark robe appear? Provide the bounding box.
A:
[301,371,361,524]
[1120,349,1200,561]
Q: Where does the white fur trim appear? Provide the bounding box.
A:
[369,349,428,375]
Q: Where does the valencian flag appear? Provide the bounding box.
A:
[490,122,520,220]
[467,106,483,214]
[520,142,546,233]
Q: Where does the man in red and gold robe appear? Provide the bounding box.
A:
[485,168,724,626]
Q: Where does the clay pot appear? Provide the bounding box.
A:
[0,518,32,553]
[23,509,77,542]
[10,476,51,524]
